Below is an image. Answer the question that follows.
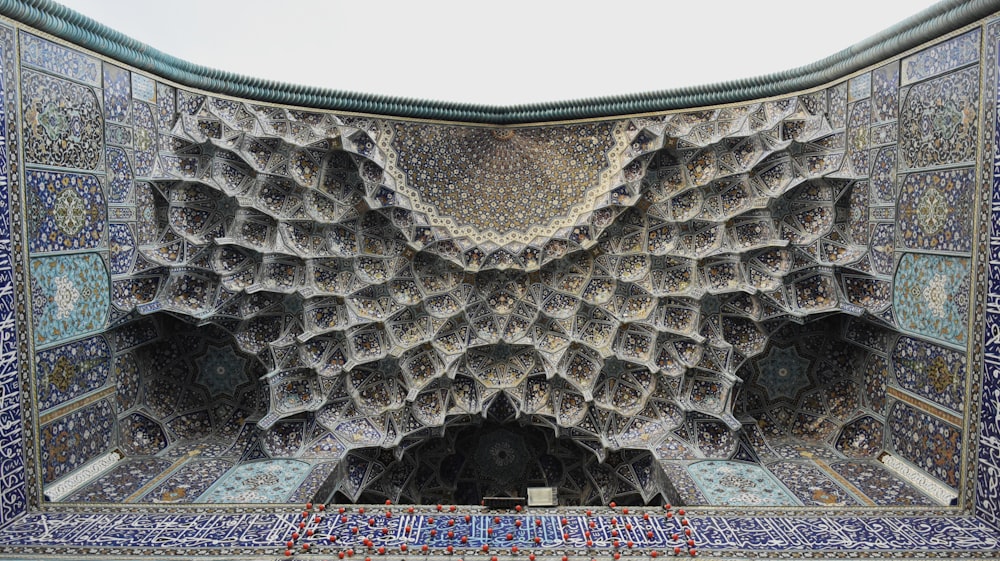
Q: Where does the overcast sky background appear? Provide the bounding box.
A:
[53,0,942,105]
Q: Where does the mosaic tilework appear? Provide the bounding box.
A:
[19,32,100,86]
[848,73,870,101]
[25,168,106,253]
[133,181,157,245]
[889,401,963,489]
[193,343,250,397]
[138,458,233,503]
[39,397,115,484]
[29,253,110,348]
[845,99,870,176]
[156,82,176,131]
[765,461,861,506]
[34,334,110,411]
[892,253,970,346]
[118,412,167,455]
[868,222,894,276]
[978,18,1000,530]
[892,336,965,413]
[102,63,131,124]
[0,510,994,557]
[897,167,974,253]
[109,316,158,351]
[658,462,707,505]
[871,61,899,123]
[21,69,103,169]
[107,222,135,275]
[899,66,979,170]
[834,415,883,458]
[687,460,799,506]
[870,146,896,204]
[980,359,1000,527]
[0,8,996,554]
[113,351,138,412]
[863,354,888,416]
[132,101,156,176]
[829,460,933,506]
[901,28,981,85]
[386,121,629,246]
[287,462,338,504]
[197,459,311,503]
[261,419,305,456]
[63,457,172,502]
[131,72,155,103]
[754,345,811,401]
[106,145,133,204]
[0,23,25,528]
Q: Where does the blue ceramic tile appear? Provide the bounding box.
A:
[21,69,103,170]
[29,253,110,348]
[25,169,106,253]
[902,28,981,85]
[19,33,100,86]
[892,253,970,346]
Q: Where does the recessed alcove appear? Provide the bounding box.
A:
[2,1,1000,558]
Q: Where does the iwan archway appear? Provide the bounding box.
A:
[0,0,999,558]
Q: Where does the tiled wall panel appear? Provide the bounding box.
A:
[978,19,1000,530]
[0,2,995,555]
[0,23,24,529]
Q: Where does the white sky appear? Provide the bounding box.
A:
[53,0,942,105]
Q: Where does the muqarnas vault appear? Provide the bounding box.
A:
[2,0,1000,558]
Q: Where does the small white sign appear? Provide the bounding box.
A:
[132,73,156,103]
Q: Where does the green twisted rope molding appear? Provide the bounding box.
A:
[1,0,998,123]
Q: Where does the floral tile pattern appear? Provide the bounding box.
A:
[102,63,131,124]
[138,458,233,503]
[25,169,106,253]
[834,415,883,458]
[871,61,899,123]
[108,222,136,276]
[113,352,139,412]
[29,253,110,348]
[386,121,629,249]
[896,167,973,253]
[892,253,970,346]
[766,460,861,506]
[19,32,100,86]
[196,459,311,503]
[687,460,799,506]
[830,460,934,506]
[118,411,168,456]
[889,400,962,489]
[0,5,997,556]
[34,334,111,412]
[133,101,156,177]
[40,398,115,485]
[901,28,981,85]
[898,66,979,170]
[64,457,172,502]
[106,145,134,204]
[21,69,103,169]
[892,336,966,413]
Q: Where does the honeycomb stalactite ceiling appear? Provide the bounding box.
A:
[134,93,873,464]
[383,121,634,248]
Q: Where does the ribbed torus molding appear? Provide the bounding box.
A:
[0,0,998,123]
